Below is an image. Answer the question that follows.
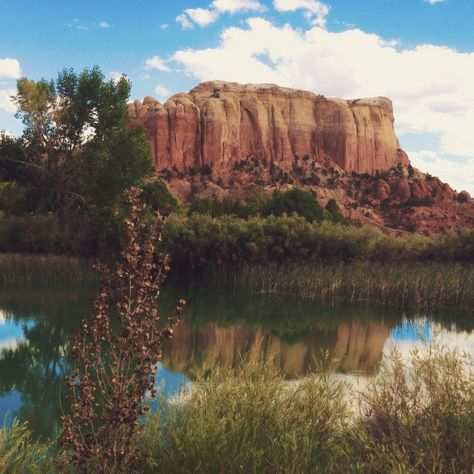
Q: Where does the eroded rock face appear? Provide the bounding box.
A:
[130,81,409,175]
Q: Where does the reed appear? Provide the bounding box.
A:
[0,420,52,474]
[224,261,474,314]
[0,254,97,285]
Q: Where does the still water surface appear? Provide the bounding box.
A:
[0,283,473,438]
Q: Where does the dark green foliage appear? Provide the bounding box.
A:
[406,196,435,207]
[141,179,180,214]
[6,66,151,215]
[163,214,474,271]
[82,126,152,209]
[0,67,153,256]
[0,132,27,182]
[263,188,326,222]
[325,199,347,224]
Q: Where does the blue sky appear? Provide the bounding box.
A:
[1,0,473,193]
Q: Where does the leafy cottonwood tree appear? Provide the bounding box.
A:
[3,67,152,215]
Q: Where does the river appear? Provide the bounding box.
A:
[0,283,473,438]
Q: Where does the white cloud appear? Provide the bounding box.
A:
[176,0,264,29]
[176,13,194,30]
[160,23,169,29]
[109,71,127,84]
[145,55,172,72]
[0,88,16,113]
[0,58,21,79]
[273,0,330,28]
[155,84,171,99]
[409,151,474,194]
[184,8,219,27]
[0,60,18,113]
[171,18,474,192]
[99,21,110,28]
[425,0,446,4]
[213,0,265,14]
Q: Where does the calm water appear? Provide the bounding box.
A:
[0,283,473,438]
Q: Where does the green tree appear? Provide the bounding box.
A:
[264,188,326,222]
[325,199,347,224]
[3,67,152,215]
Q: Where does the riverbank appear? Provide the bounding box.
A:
[1,253,473,315]
[0,254,97,285]
[219,261,474,314]
[2,342,473,473]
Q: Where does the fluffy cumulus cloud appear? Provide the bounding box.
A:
[213,0,265,13]
[171,18,474,192]
[176,0,264,29]
[273,0,330,28]
[145,55,172,72]
[0,58,21,79]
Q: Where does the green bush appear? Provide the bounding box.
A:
[263,188,327,222]
[141,179,180,214]
[143,360,349,474]
[349,343,474,473]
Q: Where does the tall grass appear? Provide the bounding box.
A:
[349,342,474,473]
[142,359,349,474]
[0,421,52,473]
[0,253,97,285]
[141,342,473,473]
[225,261,474,313]
[1,343,472,473]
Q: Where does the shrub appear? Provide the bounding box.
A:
[349,342,474,473]
[143,359,349,473]
[59,188,185,473]
[141,179,180,214]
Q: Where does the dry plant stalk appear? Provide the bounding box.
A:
[59,187,185,473]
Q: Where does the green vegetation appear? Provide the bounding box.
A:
[0,67,175,257]
[2,343,473,473]
[226,261,474,314]
[163,213,474,271]
[0,420,52,473]
[0,254,96,285]
[188,187,337,222]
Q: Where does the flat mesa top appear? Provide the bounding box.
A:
[189,80,392,108]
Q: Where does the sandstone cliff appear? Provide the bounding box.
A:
[130,81,409,175]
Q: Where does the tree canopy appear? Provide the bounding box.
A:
[0,67,152,215]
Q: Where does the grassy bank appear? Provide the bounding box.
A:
[2,343,473,473]
[218,261,474,314]
[0,254,98,285]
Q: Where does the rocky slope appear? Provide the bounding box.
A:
[130,81,408,175]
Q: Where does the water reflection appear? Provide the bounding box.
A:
[0,284,472,438]
[161,320,391,377]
